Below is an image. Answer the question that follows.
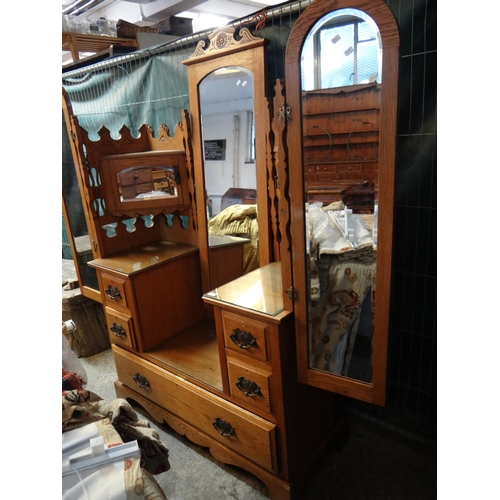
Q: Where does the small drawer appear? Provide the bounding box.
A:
[119,167,152,186]
[101,273,129,310]
[338,163,362,173]
[227,356,272,415]
[315,165,337,173]
[221,310,269,363]
[104,307,134,349]
[113,345,277,473]
[121,182,153,199]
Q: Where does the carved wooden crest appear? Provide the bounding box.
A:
[185,25,264,64]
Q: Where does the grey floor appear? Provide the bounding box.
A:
[75,348,436,500]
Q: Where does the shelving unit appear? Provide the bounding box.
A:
[62,32,138,63]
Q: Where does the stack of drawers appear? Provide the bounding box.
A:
[222,310,274,416]
[101,272,136,350]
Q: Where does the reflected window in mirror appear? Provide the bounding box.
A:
[301,9,381,90]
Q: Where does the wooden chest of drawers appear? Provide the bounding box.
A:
[89,242,206,352]
[104,262,342,500]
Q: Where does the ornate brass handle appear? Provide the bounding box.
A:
[105,285,121,300]
[235,377,263,398]
[230,328,257,349]
[133,373,150,389]
[110,322,126,337]
[212,417,235,437]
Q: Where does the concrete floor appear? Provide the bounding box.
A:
[77,348,437,500]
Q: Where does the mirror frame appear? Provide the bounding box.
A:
[100,150,190,217]
[183,26,271,294]
[285,0,400,405]
[62,89,102,302]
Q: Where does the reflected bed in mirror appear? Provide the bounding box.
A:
[199,68,260,283]
[200,66,256,217]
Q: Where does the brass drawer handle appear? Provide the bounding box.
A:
[110,322,126,337]
[133,373,150,389]
[105,285,122,300]
[235,377,263,398]
[230,328,258,349]
[212,417,235,437]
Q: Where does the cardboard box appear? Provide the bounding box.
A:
[220,188,257,211]
[156,16,193,36]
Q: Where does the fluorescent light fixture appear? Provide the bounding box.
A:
[214,67,244,75]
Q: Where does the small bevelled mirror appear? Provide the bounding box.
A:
[100,151,190,217]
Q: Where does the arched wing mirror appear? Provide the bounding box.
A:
[285,0,399,405]
[183,26,271,293]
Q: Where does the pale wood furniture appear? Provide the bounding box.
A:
[62,0,400,497]
[63,103,341,498]
[182,25,273,294]
[62,32,137,63]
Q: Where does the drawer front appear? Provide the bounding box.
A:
[227,356,272,415]
[113,346,277,473]
[101,273,129,310]
[221,311,268,362]
[338,163,362,173]
[121,182,153,199]
[104,307,134,349]
[119,167,152,186]
[315,164,337,174]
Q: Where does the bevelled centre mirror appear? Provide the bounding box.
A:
[183,26,271,294]
[285,0,399,405]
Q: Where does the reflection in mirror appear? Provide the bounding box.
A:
[117,165,180,202]
[301,9,381,90]
[62,110,100,295]
[199,67,259,276]
[183,25,269,294]
[199,67,256,216]
[301,9,382,384]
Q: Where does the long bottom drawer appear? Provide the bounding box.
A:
[112,345,277,473]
